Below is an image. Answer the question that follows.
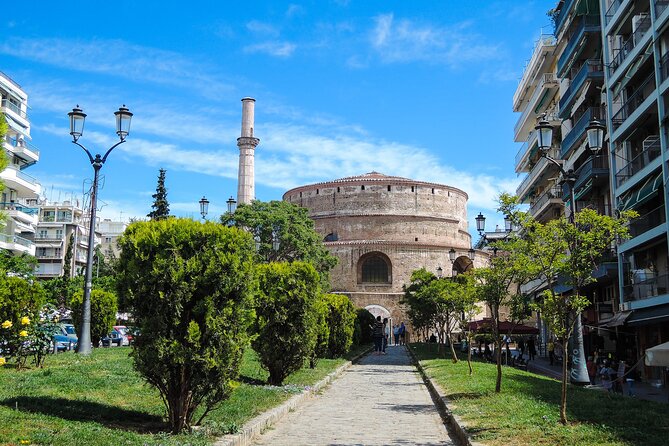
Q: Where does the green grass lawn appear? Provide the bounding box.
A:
[0,345,369,445]
[412,343,669,446]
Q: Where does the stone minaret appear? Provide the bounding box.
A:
[237,97,260,205]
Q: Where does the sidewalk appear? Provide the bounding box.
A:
[250,345,456,446]
[524,353,669,404]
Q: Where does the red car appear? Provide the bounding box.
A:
[113,325,133,344]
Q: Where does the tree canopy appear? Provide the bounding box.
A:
[147,168,170,220]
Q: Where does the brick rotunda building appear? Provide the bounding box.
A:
[283,172,485,333]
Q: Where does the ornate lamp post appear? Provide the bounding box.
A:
[199,196,209,220]
[226,196,237,214]
[532,116,605,385]
[68,105,133,355]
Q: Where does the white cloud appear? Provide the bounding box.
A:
[369,14,501,67]
[0,37,234,99]
[246,20,280,36]
[286,4,304,18]
[243,41,297,58]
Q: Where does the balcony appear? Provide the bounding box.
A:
[557,15,601,76]
[559,60,604,116]
[515,131,538,172]
[0,99,27,120]
[0,233,35,255]
[607,15,651,77]
[615,136,661,187]
[611,73,656,132]
[529,187,563,216]
[0,166,41,196]
[572,155,609,193]
[605,0,626,24]
[561,106,602,158]
[516,149,562,200]
[513,35,557,110]
[3,135,39,165]
[514,73,559,140]
[575,201,611,215]
[555,0,576,35]
[623,272,669,301]
[628,204,666,237]
[35,254,63,260]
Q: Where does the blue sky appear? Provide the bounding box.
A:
[1,0,555,231]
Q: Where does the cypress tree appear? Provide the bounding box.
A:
[148,168,170,220]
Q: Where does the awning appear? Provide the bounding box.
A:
[626,304,669,326]
[599,310,632,328]
[619,172,663,211]
[645,341,669,367]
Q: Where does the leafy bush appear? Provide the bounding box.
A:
[323,293,356,358]
[116,218,256,434]
[71,289,118,345]
[310,293,330,368]
[353,308,375,346]
[253,261,319,385]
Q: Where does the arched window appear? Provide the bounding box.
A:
[358,252,392,284]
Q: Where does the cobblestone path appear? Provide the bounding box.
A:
[251,345,456,446]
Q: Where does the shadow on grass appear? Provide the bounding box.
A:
[238,375,267,386]
[1,396,166,433]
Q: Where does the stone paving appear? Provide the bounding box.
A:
[251,345,456,446]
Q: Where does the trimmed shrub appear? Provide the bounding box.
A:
[323,293,356,358]
[310,293,330,368]
[253,261,319,385]
[71,289,118,345]
[353,308,375,346]
[116,219,256,433]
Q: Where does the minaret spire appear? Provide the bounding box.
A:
[237,97,259,205]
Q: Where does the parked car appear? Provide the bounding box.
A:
[101,329,129,347]
[113,325,133,344]
[54,323,78,351]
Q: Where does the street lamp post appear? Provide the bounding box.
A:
[199,196,209,220]
[535,115,605,385]
[226,196,237,214]
[68,105,133,355]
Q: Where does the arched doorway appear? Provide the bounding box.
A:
[365,304,393,347]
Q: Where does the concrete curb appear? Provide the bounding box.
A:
[406,346,485,446]
[213,347,373,446]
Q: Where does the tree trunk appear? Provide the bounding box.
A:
[495,338,502,392]
[446,327,458,363]
[560,334,569,424]
[466,332,473,375]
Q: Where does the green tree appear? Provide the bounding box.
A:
[402,268,438,342]
[63,233,74,279]
[253,261,319,385]
[323,293,356,358]
[116,218,256,433]
[503,195,635,424]
[310,294,330,368]
[352,308,375,346]
[450,273,479,375]
[0,250,37,278]
[147,168,170,220]
[223,200,337,288]
[70,289,117,345]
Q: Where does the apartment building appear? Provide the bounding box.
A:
[0,71,41,256]
[600,0,669,379]
[97,218,127,258]
[34,201,100,278]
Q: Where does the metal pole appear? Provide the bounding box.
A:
[567,179,590,385]
[76,159,101,355]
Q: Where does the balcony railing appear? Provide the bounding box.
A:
[530,187,563,215]
[0,233,34,248]
[516,149,562,198]
[660,52,669,83]
[572,155,609,191]
[611,73,656,131]
[561,106,603,158]
[0,202,38,215]
[607,15,651,76]
[576,201,611,215]
[35,254,63,259]
[515,131,537,169]
[0,99,27,120]
[35,234,64,241]
[656,0,669,17]
[557,15,601,75]
[628,204,666,237]
[615,137,661,186]
[514,73,559,138]
[555,0,576,35]
[624,272,669,301]
[605,0,626,24]
[513,35,557,108]
[559,59,604,113]
[4,136,40,157]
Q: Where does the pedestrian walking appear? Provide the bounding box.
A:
[371,316,384,355]
[393,324,400,346]
[382,318,389,353]
[399,322,406,345]
[587,356,597,385]
[517,338,525,359]
[548,339,555,366]
[527,337,536,361]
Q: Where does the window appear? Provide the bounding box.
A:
[105,237,112,243]
[39,230,47,239]
[387,185,391,191]
[38,247,47,256]
[358,252,392,284]
[54,248,61,257]
[56,229,63,239]
[361,185,365,190]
